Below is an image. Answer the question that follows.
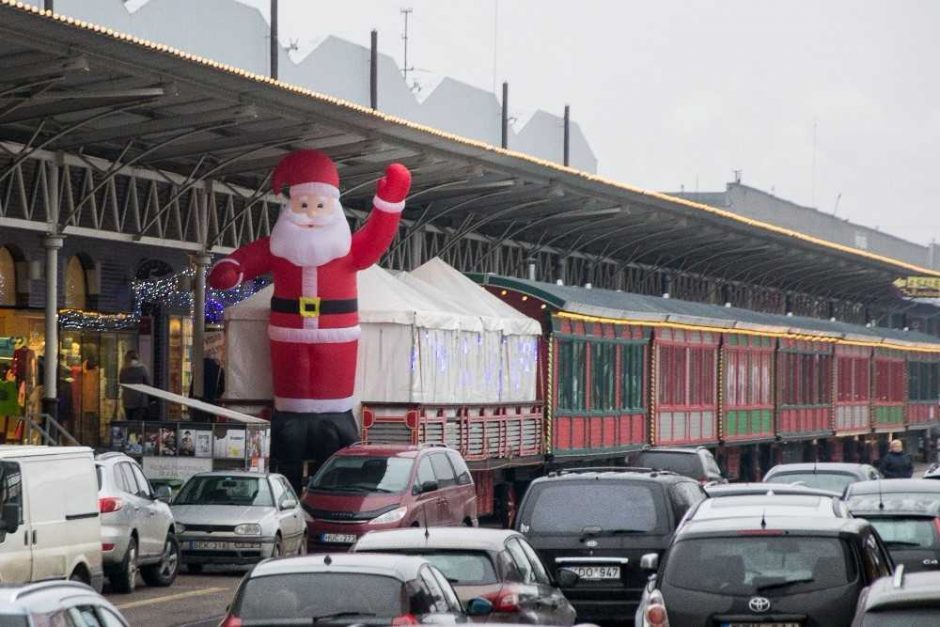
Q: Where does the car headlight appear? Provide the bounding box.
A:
[234,523,262,536]
[175,523,186,533]
[369,506,407,525]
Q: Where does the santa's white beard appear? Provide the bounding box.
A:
[269,208,352,267]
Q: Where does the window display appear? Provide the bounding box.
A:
[167,316,193,420]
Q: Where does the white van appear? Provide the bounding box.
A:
[0,446,104,591]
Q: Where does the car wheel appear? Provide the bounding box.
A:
[184,563,203,575]
[142,534,179,587]
[110,537,138,594]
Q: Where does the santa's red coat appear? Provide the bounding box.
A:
[215,203,402,413]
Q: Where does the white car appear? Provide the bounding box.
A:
[172,471,306,572]
[95,452,179,593]
[0,580,128,626]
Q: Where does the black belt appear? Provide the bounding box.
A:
[270,296,358,318]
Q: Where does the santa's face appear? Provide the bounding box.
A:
[269,186,351,267]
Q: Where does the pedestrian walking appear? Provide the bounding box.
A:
[119,350,150,421]
[878,439,914,478]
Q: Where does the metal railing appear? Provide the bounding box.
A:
[25,414,81,447]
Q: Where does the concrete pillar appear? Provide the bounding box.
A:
[42,235,63,418]
[191,253,210,400]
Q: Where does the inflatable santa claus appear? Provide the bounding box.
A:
[208,149,411,489]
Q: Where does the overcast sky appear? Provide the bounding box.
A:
[229,0,939,245]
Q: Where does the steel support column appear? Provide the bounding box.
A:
[191,253,209,400]
[42,234,62,418]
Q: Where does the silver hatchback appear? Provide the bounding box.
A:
[95,453,179,593]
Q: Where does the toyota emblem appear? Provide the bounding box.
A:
[748,596,771,613]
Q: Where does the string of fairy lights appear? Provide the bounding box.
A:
[58,269,269,331]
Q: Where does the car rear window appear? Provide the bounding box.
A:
[765,471,857,493]
[0,616,28,627]
[237,573,404,621]
[866,517,939,549]
[522,481,662,534]
[309,456,414,494]
[631,452,702,478]
[358,550,498,585]
[847,494,940,512]
[665,536,856,595]
[860,608,940,626]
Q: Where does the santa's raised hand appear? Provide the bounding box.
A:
[375,163,412,206]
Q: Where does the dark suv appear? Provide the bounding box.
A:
[627,447,726,484]
[514,467,707,622]
[637,515,895,627]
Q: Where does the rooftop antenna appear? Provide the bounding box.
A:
[811,120,817,207]
[760,508,767,530]
[400,8,418,91]
[832,192,842,216]
[878,475,885,511]
[323,554,332,565]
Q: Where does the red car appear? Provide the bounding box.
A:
[302,443,478,552]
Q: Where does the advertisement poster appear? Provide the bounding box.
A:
[143,424,160,456]
[177,428,195,457]
[124,423,143,455]
[142,456,212,482]
[159,427,177,456]
[213,425,245,459]
[109,425,127,451]
[195,429,212,458]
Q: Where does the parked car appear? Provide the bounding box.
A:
[627,446,726,484]
[684,493,851,523]
[851,567,940,626]
[636,515,894,627]
[763,462,881,494]
[0,446,104,591]
[846,479,940,573]
[302,443,478,552]
[0,580,128,626]
[705,482,841,499]
[172,471,306,572]
[95,452,178,593]
[514,467,706,622]
[219,553,493,626]
[352,527,578,625]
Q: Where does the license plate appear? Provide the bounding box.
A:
[569,565,620,580]
[185,541,261,550]
[320,533,357,544]
[722,623,801,627]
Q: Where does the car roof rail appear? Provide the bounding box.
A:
[96,451,125,460]
[893,564,905,589]
[547,466,676,477]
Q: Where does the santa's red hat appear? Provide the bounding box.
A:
[272,149,340,198]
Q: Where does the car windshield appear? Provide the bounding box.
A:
[860,608,940,626]
[237,573,404,622]
[766,471,858,493]
[522,481,661,534]
[664,536,856,595]
[865,517,939,548]
[358,550,497,585]
[174,475,273,507]
[309,456,414,494]
[631,452,701,478]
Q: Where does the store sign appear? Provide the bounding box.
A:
[893,277,940,298]
[142,456,213,481]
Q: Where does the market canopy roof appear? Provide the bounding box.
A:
[474,273,940,351]
[0,1,935,307]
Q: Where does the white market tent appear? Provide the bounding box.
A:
[224,260,540,414]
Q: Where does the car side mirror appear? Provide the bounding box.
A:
[0,503,20,535]
[419,480,439,494]
[154,485,172,502]
[465,597,493,617]
[640,553,659,572]
[280,497,298,510]
[556,567,580,587]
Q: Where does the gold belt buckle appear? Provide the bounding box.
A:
[299,296,320,318]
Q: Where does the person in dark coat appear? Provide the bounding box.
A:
[879,439,914,478]
[119,350,150,421]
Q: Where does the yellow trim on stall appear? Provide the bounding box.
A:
[555,311,940,354]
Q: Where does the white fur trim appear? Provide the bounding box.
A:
[212,258,243,284]
[373,195,406,213]
[290,182,340,198]
[268,324,361,344]
[275,395,355,413]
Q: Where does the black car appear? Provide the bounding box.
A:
[627,446,726,484]
[637,515,894,627]
[219,553,493,626]
[846,479,940,573]
[514,467,707,622]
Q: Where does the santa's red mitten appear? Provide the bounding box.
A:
[375,163,412,209]
[208,260,241,290]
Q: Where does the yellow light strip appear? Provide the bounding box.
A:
[556,311,940,354]
[4,0,939,278]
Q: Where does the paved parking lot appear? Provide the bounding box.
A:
[105,570,243,627]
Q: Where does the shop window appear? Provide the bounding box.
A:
[557,339,586,412]
[0,247,14,306]
[65,256,87,309]
[590,342,615,412]
[621,344,645,411]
